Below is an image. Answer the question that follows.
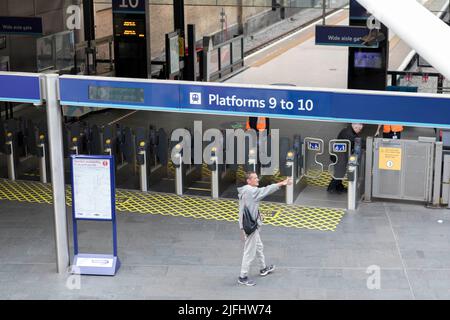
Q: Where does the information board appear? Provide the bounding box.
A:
[379,147,402,171]
[72,156,113,220]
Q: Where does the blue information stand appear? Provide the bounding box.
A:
[70,155,120,276]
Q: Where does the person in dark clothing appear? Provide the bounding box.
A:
[327,123,363,194]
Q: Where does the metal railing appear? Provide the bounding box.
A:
[202,34,244,82]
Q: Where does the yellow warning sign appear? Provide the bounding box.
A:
[379,147,402,170]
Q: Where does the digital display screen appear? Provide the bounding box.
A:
[88,86,144,103]
[354,52,382,69]
[333,143,347,153]
[114,17,145,38]
[308,142,320,151]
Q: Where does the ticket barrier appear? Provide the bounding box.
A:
[144,127,169,191]
[0,119,50,183]
[172,137,202,196]
[90,125,168,192]
[302,137,363,210]
[280,135,307,205]
[4,120,16,180]
[207,141,237,199]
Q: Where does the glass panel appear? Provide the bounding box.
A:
[36,35,55,72]
[232,38,242,63]
[220,45,231,68]
[209,49,219,74]
[55,31,75,71]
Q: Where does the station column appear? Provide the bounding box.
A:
[347,0,389,90]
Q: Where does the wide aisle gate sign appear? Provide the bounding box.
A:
[59,75,450,129]
[71,155,120,276]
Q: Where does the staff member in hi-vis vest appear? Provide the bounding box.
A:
[375,125,404,139]
[246,117,269,132]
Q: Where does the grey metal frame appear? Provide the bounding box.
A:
[202,35,244,82]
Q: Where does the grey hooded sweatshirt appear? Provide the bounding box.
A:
[237,183,281,230]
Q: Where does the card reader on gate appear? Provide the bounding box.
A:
[307,142,320,151]
[333,143,347,153]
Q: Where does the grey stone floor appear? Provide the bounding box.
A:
[1,194,450,300]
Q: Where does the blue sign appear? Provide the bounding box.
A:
[0,16,43,35]
[112,0,145,14]
[315,25,377,48]
[0,73,41,104]
[333,143,347,153]
[387,86,418,93]
[308,142,321,151]
[70,155,120,276]
[59,76,450,129]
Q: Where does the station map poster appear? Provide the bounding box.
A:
[72,157,113,220]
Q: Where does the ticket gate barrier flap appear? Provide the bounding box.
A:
[147,127,168,188]
[279,137,291,177]
[328,139,351,181]
[303,137,325,179]
[156,128,169,167]
[284,148,307,205]
[207,143,236,199]
[88,124,102,155]
[293,135,303,177]
[24,119,37,157]
[103,125,115,156]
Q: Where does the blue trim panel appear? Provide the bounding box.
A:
[0,74,41,102]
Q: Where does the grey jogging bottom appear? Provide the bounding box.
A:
[240,228,266,277]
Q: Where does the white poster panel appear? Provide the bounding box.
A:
[72,158,112,220]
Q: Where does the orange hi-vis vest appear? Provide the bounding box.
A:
[246,117,267,131]
[383,125,404,133]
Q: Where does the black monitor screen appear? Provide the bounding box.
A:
[354,52,383,69]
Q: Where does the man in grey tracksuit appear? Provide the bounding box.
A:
[237,171,292,286]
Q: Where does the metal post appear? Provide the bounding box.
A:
[175,153,183,196]
[39,141,48,184]
[186,24,197,81]
[6,136,15,181]
[285,161,294,205]
[348,164,358,211]
[44,74,70,274]
[174,144,183,195]
[139,149,148,192]
[322,0,327,25]
[145,0,152,78]
[364,137,373,202]
[211,157,219,199]
[432,142,443,206]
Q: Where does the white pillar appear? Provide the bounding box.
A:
[45,74,70,274]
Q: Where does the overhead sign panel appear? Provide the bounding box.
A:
[0,72,41,104]
[112,0,145,14]
[315,25,377,48]
[0,16,43,35]
[59,76,450,128]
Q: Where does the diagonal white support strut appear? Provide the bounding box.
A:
[357,0,450,80]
